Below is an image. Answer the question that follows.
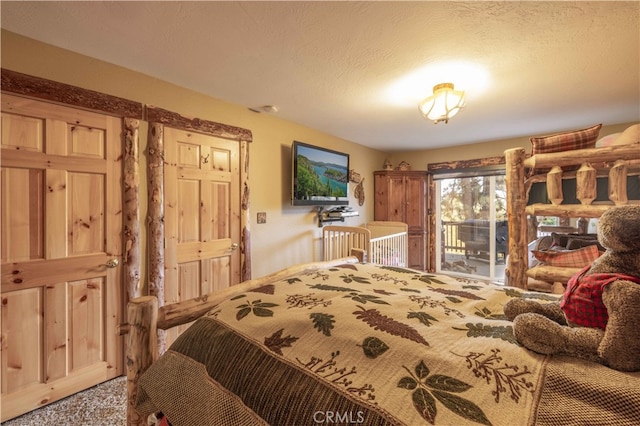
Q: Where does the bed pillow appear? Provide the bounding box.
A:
[531,244,601,268]
[551,232,603,250]
[595,132,622,148]
[595,124,639,148]
[566,237,605,251]
[530,124,602,155]
[528,124,602,176]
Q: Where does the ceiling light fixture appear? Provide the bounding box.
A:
[248,105,279,114]
[418,83,465,124]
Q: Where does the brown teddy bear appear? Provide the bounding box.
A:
[504,204,640,371]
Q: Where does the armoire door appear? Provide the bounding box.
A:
[1,95,123,421]
[374,171,428,270]
[163,127,241,345]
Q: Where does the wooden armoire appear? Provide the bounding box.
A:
[374,170,428,270]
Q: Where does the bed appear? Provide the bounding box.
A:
[505,133,640,292]
[322,221,408,266]
[125,130,640,425]
[126,260,640,425]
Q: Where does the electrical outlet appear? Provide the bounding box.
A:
[257,212,267,224]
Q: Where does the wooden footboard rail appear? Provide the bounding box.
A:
[505,143,640,289]
[123,256,360,426]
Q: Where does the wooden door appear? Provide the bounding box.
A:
[374,171,428,270]
[403,174,427,232]
[0,95,123,421]
[404,174,428,270]
[164,127,241,344]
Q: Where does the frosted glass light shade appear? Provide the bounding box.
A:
[418,83,465,124]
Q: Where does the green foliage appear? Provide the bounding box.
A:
[398,360,492,425]
[502,288,559,301]
[454,323,517,345]
[439,176,506,222]
[379,266,416,274]
[339,274,371,284]
[235,299,279,320]
[264,328,298,355]
[344,292,390,305]
[310,312,335,336]
[360,336,389,359]
[308,283,356,292]
[414,275,448,285]
[407,311,439,326]
[294,154,347,199]
[474,306,508,321]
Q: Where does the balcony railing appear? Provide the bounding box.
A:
[441,221,466,255]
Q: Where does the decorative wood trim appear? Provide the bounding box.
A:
[241,140,252,281]
[146,105,253,142]
[427,155,505,172]
[1,68,143,119]
[146,122,166,355]
[124,118,142,299]
[147,122,165,302]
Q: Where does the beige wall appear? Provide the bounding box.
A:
[2,30,636,280]
[389,122,635,168]
[1,31,388,279]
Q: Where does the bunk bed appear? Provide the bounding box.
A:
[505,136,640,292]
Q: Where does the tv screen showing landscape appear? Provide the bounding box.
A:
[292,141,349,206]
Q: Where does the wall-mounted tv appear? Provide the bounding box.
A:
[292,141,350,206]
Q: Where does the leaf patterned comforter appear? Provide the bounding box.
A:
[135,262,640,425]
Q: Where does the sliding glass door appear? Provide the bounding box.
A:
[435,174,507,282]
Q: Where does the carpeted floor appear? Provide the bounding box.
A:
[1,376,126,426]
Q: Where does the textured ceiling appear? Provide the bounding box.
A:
[2,1,639,151]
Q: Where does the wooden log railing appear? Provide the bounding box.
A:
[124,256,360,426]
[523,143,640,171]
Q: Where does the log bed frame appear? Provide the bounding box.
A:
[125,255,362,425]
[123,142,639,425]
[505,142,640,291]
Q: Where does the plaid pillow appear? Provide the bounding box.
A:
[532,244,601,268]
[528,124,602,176]
[530,124,602,155]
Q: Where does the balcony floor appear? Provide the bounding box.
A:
[440,252,506,284]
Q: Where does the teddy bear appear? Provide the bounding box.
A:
[503,204,640,371]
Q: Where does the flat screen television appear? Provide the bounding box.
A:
[292,141,350,206]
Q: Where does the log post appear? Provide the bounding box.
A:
[240,140,252,281]
[608,160,628,205]
[546,166,564,205]
[126,296,158,426]
[527,215,538,244]
[123,118,141,298]
[147,122,166,354]
[576,162,596,205]
[505,148,528,289]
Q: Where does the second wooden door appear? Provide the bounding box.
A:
[163,127,241,344]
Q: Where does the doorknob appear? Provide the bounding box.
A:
[104,258,120,268]
[231,243,239,251]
